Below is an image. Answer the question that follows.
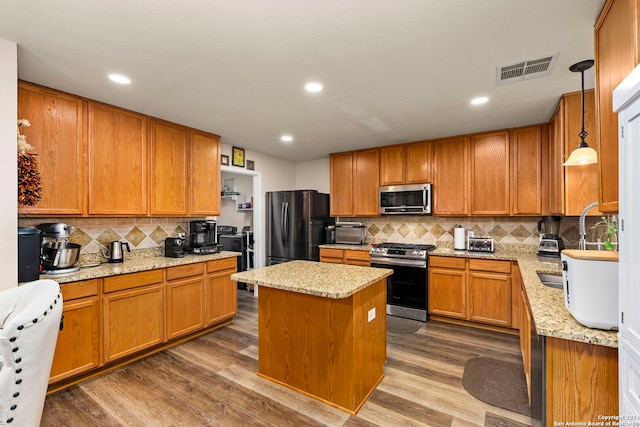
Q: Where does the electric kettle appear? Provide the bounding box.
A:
[106,240,130,263]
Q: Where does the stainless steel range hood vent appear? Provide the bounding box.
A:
[496,53,558,85]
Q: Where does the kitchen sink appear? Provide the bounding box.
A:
[537,272,563,289]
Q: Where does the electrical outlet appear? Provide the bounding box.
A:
[368,308,376,322]
[468,230,475,238]
[178,232,186,240]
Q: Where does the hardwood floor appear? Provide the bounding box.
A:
[42,289,533,427]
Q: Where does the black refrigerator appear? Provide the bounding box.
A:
[266,190,332,265]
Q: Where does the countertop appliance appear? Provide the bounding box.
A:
[266,189,332,265]
[335,222,366,245]
[379,183,432,215]
[370,242,436,322]
[538,216,564,257]
[37,222,81,274]
[561,250,619,330]
[467,237,494,253]
[164,237,185,258]
[188,220,218,254]
[18,227,41,282]
[106,240,130,263]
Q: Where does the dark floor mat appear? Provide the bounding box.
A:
[462,357,531,417]
[386,315,422,334]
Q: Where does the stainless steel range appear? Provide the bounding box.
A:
[369,242,436,322]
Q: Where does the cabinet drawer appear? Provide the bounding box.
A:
[429,256,466,270]
[207,257,237,274]
[320,248,344,258]
[344,250,370,263]
[468,259,511,273]
[166,263,205,281]
[60,279,99,301]
[103,270,163,293]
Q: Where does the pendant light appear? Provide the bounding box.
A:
[563,59,597,166]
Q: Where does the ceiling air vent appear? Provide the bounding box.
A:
[496,53,558,85]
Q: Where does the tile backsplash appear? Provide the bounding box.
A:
[18,215,606,256]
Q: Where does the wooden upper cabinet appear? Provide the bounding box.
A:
[511,126,543,215]
[595,0,640,213]
[432,136,469,215]
[88,102,148,215]
[18,82,87,215]
[190,130,221,216]
[330,152,354,216]
[405,140,432,184]
[548,101,565,215]
[562,90,602,216]
[470,131,510,215]
[150,119,189,215]
[353,148,380,216]
[379,141,432,186]
[379,145,405,186]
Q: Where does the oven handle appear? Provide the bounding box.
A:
[371,257,427,268]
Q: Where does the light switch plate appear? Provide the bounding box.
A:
[368,308,376,322]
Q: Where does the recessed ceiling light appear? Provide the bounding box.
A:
[108,73,131,84]
[280,135,294,143]
[304,82,323,93]
[470,96,489,105]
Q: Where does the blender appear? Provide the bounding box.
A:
[537,216,564,257]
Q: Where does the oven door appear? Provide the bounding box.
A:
[371,258,428,322]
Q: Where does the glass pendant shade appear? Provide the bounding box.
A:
[563,144,597,166]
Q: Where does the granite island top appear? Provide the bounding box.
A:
[38,251,242,284]
[231,260,393,299]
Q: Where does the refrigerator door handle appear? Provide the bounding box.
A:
[283,202,289,245]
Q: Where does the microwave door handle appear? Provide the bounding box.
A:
[423,187,427,210]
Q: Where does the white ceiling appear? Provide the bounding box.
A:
[1,0,605,162]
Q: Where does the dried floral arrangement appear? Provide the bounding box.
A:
[17,119,42,206]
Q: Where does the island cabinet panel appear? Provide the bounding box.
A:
[190,130,221,215]
[511,126,543,215]
[166,263,205,340]
[432,136,469,215]
[470,131,510,215]
[88,102,148,215]
[545,337,619,423]
[17,82,87,215]
[595,0,640,213]
[150,119,189,215]
[428,256,467,319]
[329,152,354,216]
[49,279,100,384]
[205,258,238,325]
[258,279,386,414]
[102,271,165,363]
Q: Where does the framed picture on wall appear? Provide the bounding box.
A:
[221,154,230,166]
[232,147,245,167]
[247,160,255,170]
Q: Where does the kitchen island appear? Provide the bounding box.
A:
[231,260,393,414]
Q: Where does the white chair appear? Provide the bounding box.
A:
[0,279,62,427]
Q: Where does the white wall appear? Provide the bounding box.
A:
[295,158,330,194]
[0,38,17,291]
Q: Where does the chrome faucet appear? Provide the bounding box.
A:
[579,201,599,250]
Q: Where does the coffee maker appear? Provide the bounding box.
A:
[537,216,564,257]
[188,220,219,254]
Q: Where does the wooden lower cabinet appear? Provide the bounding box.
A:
[102,270,165,363]
[428,256,513,328]
[319,248,370,266]
[49,280,101,384]
[166,263,206,339]
[206,258,238,325]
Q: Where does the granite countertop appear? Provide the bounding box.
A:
[39,251,242,284]
[430,247,618,348]
[231,260,393,299]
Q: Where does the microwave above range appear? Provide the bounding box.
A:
[379,183,432,215]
